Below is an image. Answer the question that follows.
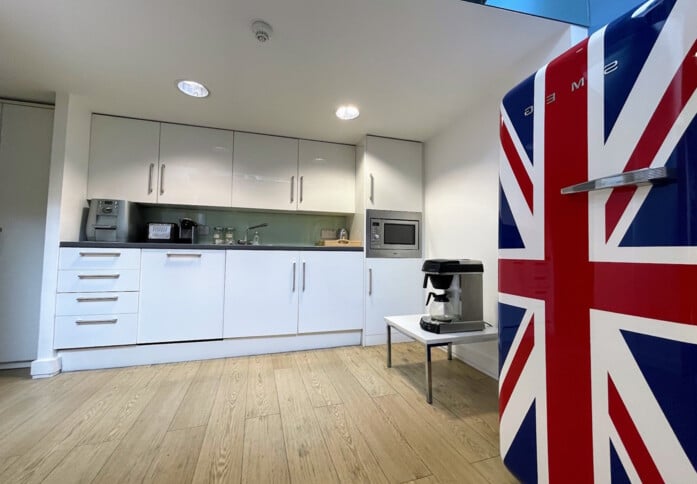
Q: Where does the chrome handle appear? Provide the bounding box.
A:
[79,252,121,257]
[561,167,673,195]
[299,176,304,203]
[76,296,118,303]
[166,253,202,258]
[78,274,120,280]
[369,174,374,203]
[76,318,118,325]
[148,163,155,194]
[292,261,296,292]
[368,268,372,296]
[302,261,306,292]
[93,225,118,230]
[290,176,295,203]
[160,164,166,195]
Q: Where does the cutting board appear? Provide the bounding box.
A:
[316,239,362,247]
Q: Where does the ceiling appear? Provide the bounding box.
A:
[0,0,569,144]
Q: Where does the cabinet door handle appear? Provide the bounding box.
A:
[166,253,202,258]
[369,173,374,203]
[79,252,121,257]
[160,164,166,195]
[76,318,118,325]
[560,167,673,194]
[299,176,304,203]
[292,261,296,292]
[78,274,120,280]
[148,163,155,194]
[290,175,295,203]
[368,268,373,295]
[76,296,119,303]
[302,261,306,292]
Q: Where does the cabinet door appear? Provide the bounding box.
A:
[224,250,298,337]
[365,258,424,338]
[365,136,423,212]
[298,251,363,333]
[298,140,355,213]
[158,123,233,206]
[138,250,225,343]
[87,115,160,203]
[232,132,298,210]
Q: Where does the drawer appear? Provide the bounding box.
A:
[54,313,137,349]
[57,269,140,293]
[59,248,141,270]
[55,292,139,316]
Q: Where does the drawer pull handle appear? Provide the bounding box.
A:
[76,296,119,303]
[76,318,118,325]
[166,253,202,258]
[560,167,674,194]
[79,252,121,257]
[78,274,121,280]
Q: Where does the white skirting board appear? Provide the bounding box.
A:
[444,340,498,380]
[59,331,362,372]
[363,332,414,346]
[0,360,31,370]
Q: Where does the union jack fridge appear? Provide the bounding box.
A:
[498,0,697,482]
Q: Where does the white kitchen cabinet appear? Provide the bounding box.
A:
[224,250,298,337]
[298,140,355,213]
[232,132,299,210]
[138,249,225,343]
[158,123,233,206]
[364,136,423,212]
[87,115,160,203]
[364,258,424,344]
[298,251,363,333]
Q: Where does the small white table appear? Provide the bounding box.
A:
[385,314,498,404]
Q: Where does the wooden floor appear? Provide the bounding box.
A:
[0,343,517,484]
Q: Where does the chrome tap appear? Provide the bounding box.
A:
[239,223,268,245]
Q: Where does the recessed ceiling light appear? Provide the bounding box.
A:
[336,105,360,120]
[176,80,209,98]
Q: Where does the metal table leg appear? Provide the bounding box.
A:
[425,344,433,404]
[448,343,453,360]
[386,324,392,368]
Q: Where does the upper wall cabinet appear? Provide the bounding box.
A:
[158,123,233,206]
[232,132,299,211]
[298,140,355,213]
[87,115,160,204]
[364,136,423,212]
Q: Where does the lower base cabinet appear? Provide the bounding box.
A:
[138,249,225,343]
[224,250,362,338]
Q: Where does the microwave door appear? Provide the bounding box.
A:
[382,220,419,249]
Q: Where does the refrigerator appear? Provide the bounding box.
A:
[497,0,697,482]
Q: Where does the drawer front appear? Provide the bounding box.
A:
[55,292,139,316]
[54,313,137,349]
[57,269,140,293]
[59,248,141,270]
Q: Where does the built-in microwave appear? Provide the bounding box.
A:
[366,209,422,258]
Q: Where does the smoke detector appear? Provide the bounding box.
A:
[251,20,273,43]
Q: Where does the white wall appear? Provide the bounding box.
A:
[423,26,584,378]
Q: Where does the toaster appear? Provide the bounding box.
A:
[147,222,179,241]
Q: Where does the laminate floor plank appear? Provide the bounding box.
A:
[271,352,299,370]
[245,354,280,419]
[142,426,206,484]
[274,367,339,484]
[92,362,200,483]
[170,358,225,430]
[294,350,342,407]
[41,441,119,484]
[313,403,390,484]
[192,356,249,484]
[314,348,431,483]
[405,476,442,484]
[472,456,519,484]
[337,346,396,397]
[373,393,489,484]
[242,414,291,484]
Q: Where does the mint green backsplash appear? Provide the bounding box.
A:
[140,205,351,246]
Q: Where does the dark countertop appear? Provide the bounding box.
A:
[60,241,364,252]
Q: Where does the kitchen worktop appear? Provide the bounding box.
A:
[60,241,364,252]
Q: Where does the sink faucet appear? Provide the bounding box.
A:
[239,223,268,245]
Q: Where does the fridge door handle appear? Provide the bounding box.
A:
[560,167,674,195]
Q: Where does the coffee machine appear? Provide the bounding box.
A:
[420,259,487,333]
[85,199,140,242]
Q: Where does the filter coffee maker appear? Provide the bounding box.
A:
[420,259,487,333]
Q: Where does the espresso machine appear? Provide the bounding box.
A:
[85,199,140,242]
[420,259,487,333]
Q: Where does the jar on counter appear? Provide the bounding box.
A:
[224,227,236,245]
[212,226,224,245]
